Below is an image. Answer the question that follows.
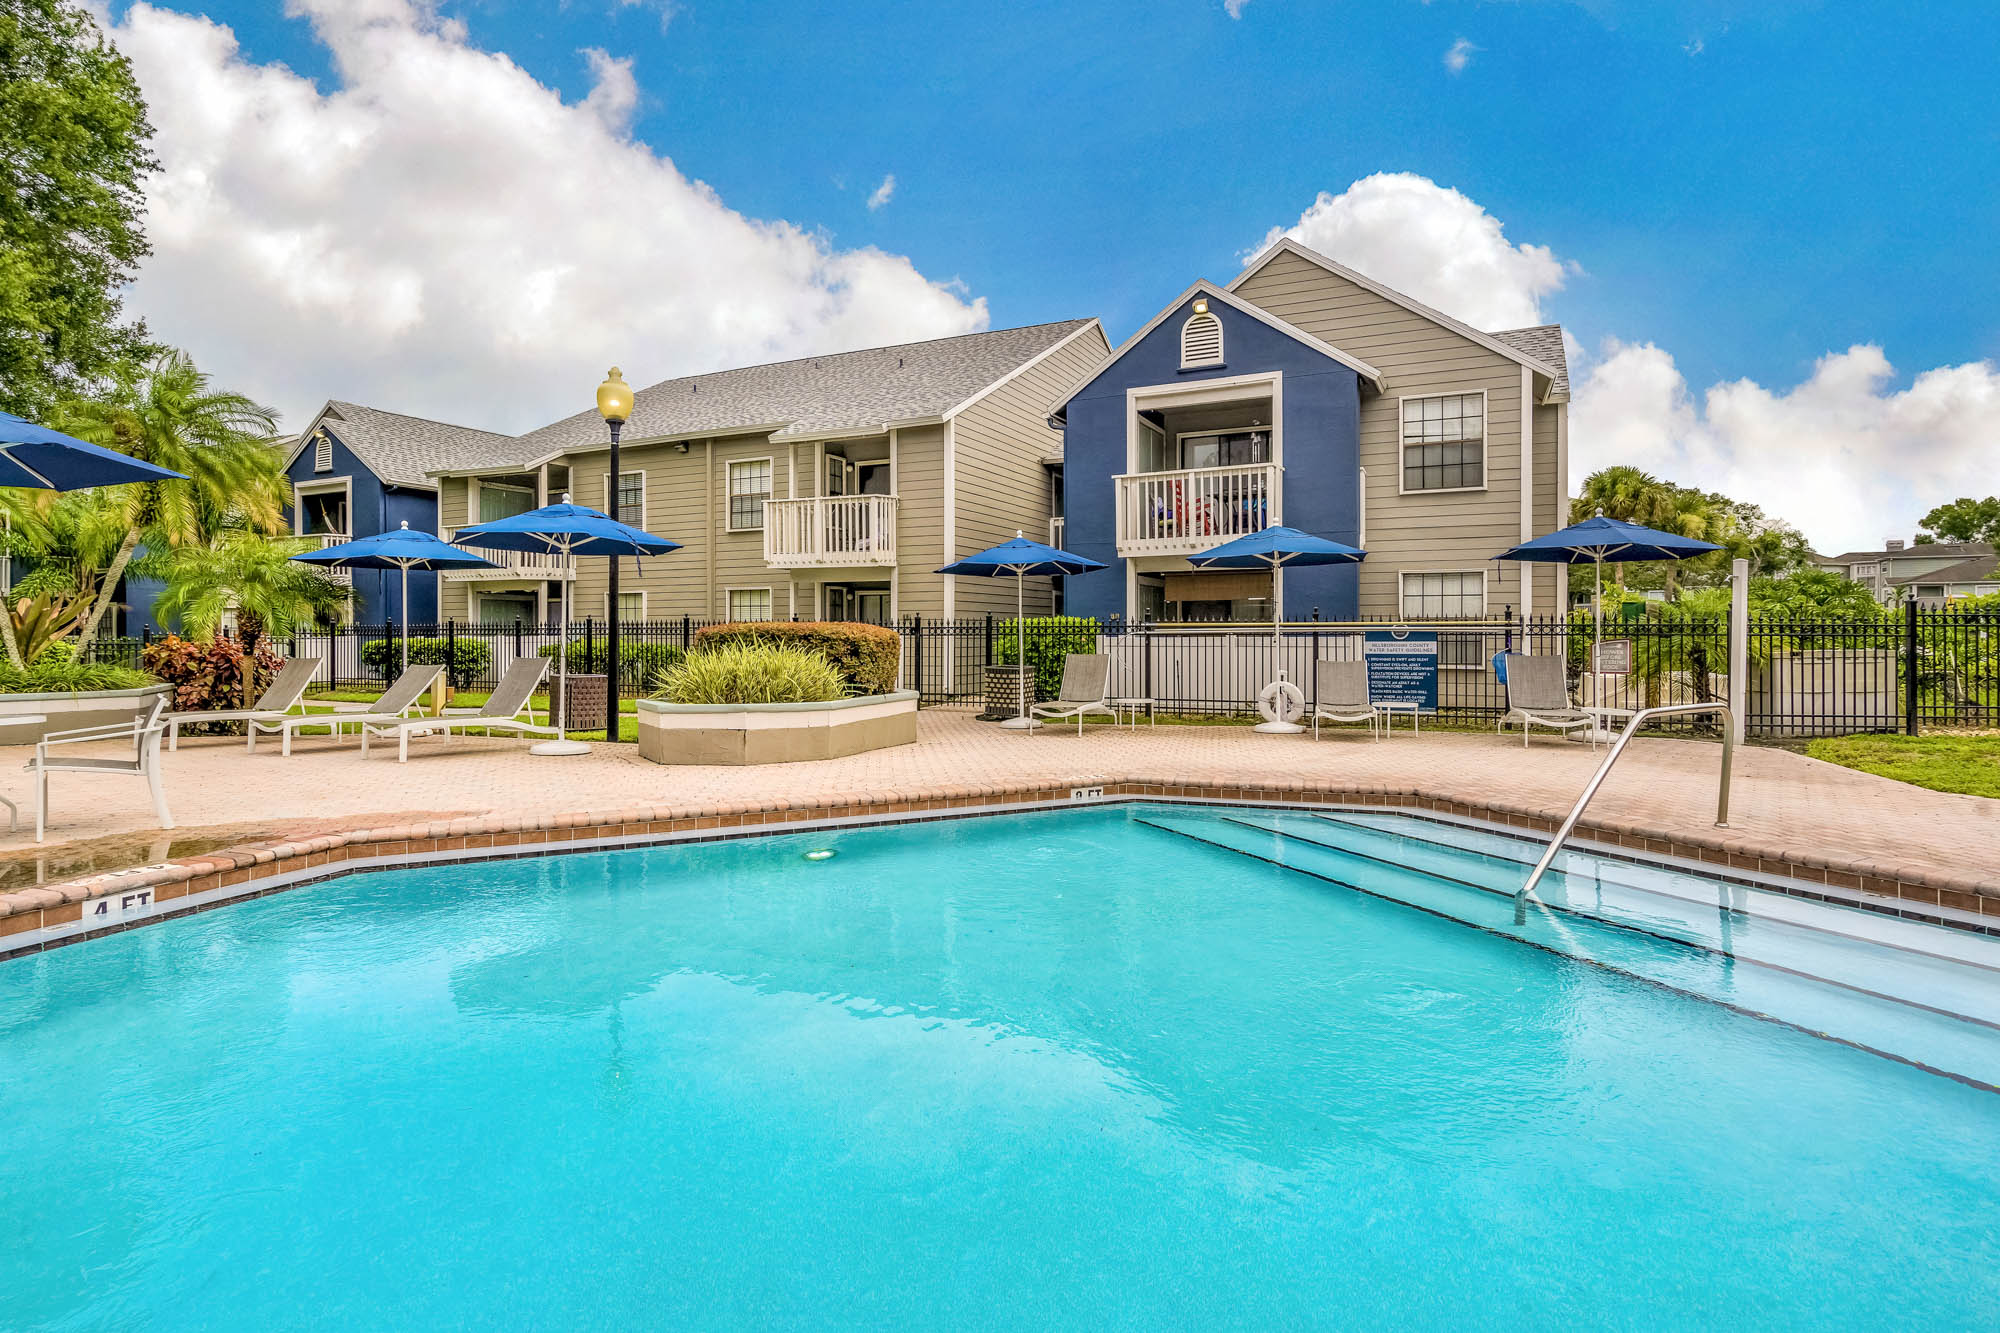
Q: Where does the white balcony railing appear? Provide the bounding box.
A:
[440,528,577,581]
[289,531,352,582]
[1114,463,1280,556]
[765,494,898,568]
[1049,517,1065,550]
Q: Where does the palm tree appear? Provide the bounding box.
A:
[56,350,286,648]
[152,530,349,648]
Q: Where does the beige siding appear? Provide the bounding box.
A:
[893,423,947,618]
[436,477,474,619]
[1236,248,1544,618]
[948,324,1109,618]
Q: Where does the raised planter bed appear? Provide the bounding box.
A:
[0,684,170,746]
[636,690,918,765]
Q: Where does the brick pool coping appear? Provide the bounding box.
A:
[4,775,1998,960]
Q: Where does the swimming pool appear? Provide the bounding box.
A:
[5,803,1998,1328]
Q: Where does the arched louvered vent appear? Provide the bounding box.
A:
[1181,309,1223,368]
[313,431,332,473]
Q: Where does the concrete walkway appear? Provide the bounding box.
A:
[2,710,1994,904]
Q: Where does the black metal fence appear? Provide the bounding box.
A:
[93,603,2000,737]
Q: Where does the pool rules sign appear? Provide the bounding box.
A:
[1363,631,1440,714]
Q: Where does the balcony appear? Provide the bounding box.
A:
[765,494,898,569]
[439,529,577,581]
[1114,463,1280,557]
[291,531,351,583]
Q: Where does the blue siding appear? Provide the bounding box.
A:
[1060,295,1365,621]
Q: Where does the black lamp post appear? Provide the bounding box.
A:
[596,367,633,739]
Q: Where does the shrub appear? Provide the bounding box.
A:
[0,644,152,695]
[693,621,899,696]
[538,639,685,689]
[141,635,280,720]
[361,635,493,689]
[994,616,1101,700]
[653,641,848,705]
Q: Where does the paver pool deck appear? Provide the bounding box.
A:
[2,710,1996,947]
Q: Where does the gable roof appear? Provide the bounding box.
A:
[1889,554,2000,586]
[1045,279,1384,422]
[287,401,516,490]
[1817,541,1993,565]
[466,320,1102,471]
[1228,237,1565,395]
[1489,325,1570,399]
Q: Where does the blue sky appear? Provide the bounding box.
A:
[101,0,2000,550]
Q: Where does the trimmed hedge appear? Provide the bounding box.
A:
[361,636,492,689]
[692,621,900,697]
[994,616,1101,700]
[539,639,685,690]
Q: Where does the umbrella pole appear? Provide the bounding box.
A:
[532,540,591,755]
[1255,553,1304,734]
[400,564,410,674]
[999,567,1038,730]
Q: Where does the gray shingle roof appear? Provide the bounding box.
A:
[1889,554,2000,586]
[302,401,518,489]
[1488,324,1570,399]
[1818,541,1994,565]
[482,320,1096,470]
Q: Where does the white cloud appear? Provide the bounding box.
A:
[1443,37,1477,73]
[1570,340,2000,554]
[866,173,896,211]
[1254,172,1572,329]
[108,0,987,433]
[1224,0,1250,17]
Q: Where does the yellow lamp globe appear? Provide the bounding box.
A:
[596,366,633,425]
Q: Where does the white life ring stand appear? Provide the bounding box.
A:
[1256,678,1305,725]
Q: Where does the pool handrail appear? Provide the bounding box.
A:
[1519,702,1734,902]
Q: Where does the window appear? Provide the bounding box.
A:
[728,459,772,531]
[1181,309,1224,369]
[1401,571,1486,620]
[312,431,332,473]
[479,484,535,523]
[1400,394,1485,492]
[602,470,644,526]
[1179,429,1270,469]
[727,587,772,622]
[601,591,644,620]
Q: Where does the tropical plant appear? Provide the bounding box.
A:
[149,531,349,649]
[0,0,158,422]
[141,633,281,718]
[6,583,90,664]
[652,641,847,705]
[0,641,151,694]
[0,487,166,667]
[55,349,286,649]
[692,621,899,696]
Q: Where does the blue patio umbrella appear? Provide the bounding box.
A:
[0,410,188,489]
[454,496,681,755]
[1190,525,1366,733]
[1495,512,1723,672]
[291,521,498,672]
[940,533,1105,730]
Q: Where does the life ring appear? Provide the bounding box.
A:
[1257,679,1305,725]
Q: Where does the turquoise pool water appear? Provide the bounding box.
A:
[5,804,1999,1329]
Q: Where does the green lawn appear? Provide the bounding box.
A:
[1805,733,2000,798]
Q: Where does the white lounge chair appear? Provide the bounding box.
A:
[250,662,444,757]
[1498,652,1596,748]
[165,656,324,751]
[1310,659,1380,740]
[1029,654,1115,735]
[28,695,172,843]
[365,657,557,762]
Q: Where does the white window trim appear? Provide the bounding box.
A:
[1398,568,1490,622]
[725,585,774,622]
[1395,389,1490,497]
[726,456,774,532]
[1180,308,1224,370]
[292,477,353,538]
[1172,425,1274,469]
[603,589,647,620]
[601,469,646,526]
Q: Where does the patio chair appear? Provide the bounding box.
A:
[1029,654,1115,735]
[1498,652,1596,748]
[27,695,172,843]
[1310,659,1379,740]
[165,657,324,751]
[364,656,555,762]
[250,662,444,757]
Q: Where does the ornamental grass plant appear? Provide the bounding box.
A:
[652,640,848,705]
